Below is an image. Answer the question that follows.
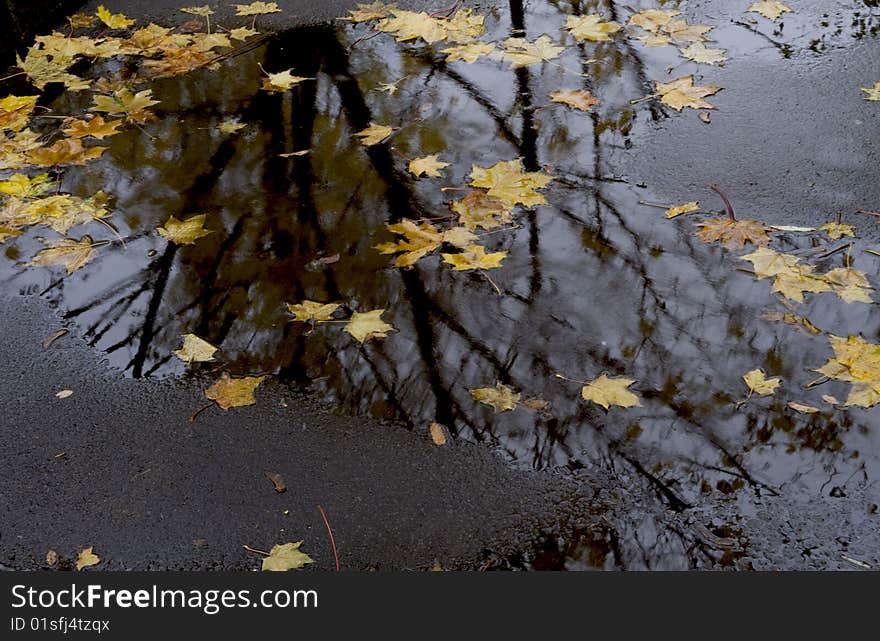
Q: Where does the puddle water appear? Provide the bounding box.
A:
[2,0,880,568]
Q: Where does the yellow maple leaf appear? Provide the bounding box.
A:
[286,300,341,322]
[628,9,680,33]
[76,547,100,570]
[825,267,874,304]
[26,139,107,167]
[496,35,565,68]
[771,265,831,302]
[564,15,621,41]
[742,368,780,396]
[740,246,801,278]
[91,88,159,121]
[157,214,213,245]
[96,5,134,29]
[441,243,507,270]
[205,373,267,410]
[229,26,260,40]
[695,217,771,250]
[814,335,880,407]
[0,94,39,132]
[679,42,728,65]
[261,542,313,571]
[260,69,310,92]
[861,82,880,101]
[26,235,101,274]
[443,8,486,43]
[819,221,856,240]
[354,122,394,146]
[0,172,53,198]
[180,5,214,16]
[638,34,673,47]
[174,334,218,363]
[344,309,395,343]
[662,19,713,43]
[62,115,123,140]
[234,2,282,16]
[442,41,496,63]
[450,191,512,230]
[581,374,641,410]
[340,2,395,23]
[408,154,449,178]
[16,49,91,91]
[16,192,111,234]
[748,1,793,21]
[374,220,450,266]
[218,119,246,134]
[470,382,520,412]
[377,10,447,43]
[665,201,700,218]
[469,159,552,208]
[656,75,722,111]
[550,89,600,111]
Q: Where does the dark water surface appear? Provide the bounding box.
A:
[3,0,880,568]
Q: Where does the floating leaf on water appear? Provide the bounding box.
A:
[470,382,520,412]
[696,218,772,249]
[441,244,507,270]
[747,1,793,21]
[665,201,700,218]
[581,374,641,410]
[286,300,341,322]
[408,154,449,178]
[563,15,621,41]
[743,368,781,396]
[354,123,394,146]
[157,214,213,245]
[469,159,552,208]
[787,402,819,414]
[174,334,218,363]
[550,89,600,111]
[344,309,395,343]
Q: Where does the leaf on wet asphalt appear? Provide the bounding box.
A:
[861,82,880,101]
[46,550,58,565]
[819,221,855,240]
[76,546,100,570]
[679,42,728,65]
[340,2,395,23]
[157,214,213,245]
[469,159,552,207]
[229,26,260,40]
[814,335,880,407]
[26,235,100,274]
[787,402,819,414]
[174,333,218,363]
[265,471,286,493]
[696,218,772,250]
[665,201,700,218]
[62,115,124,140]
[205,373,267,410]
[234,2,282,16]
[496,35,565,68]
[261,541,313,571]
[286,300,341,322]
[56,389,73,399]
[429,422,448,446]
[550,89,600,111]
[743,368,780,396]
[470,382,520,412]
[450,191,511,230]
[748,1,793,21]
[261,69,311,92]
[441,243,507,270]
[581,374,641,410]
[0,94,39,132]
[628,9,680,33]
[344,309,395,343]
[96,5,134,29]
[408,154,449,178]
[655,75,722,111]
[180,5,214,17]
[354,123,394,146]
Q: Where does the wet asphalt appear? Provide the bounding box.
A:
[2,0,880,570]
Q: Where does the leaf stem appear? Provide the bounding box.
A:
[242,544,270,557]
[710,184,736,222]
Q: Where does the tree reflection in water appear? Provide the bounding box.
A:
[3,0,878,568]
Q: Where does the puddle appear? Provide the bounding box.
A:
[2,0,879,568]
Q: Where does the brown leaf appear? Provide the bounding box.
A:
[429,422,448,446]
[265,471,286,493]
[695,218,772,250]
